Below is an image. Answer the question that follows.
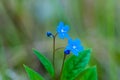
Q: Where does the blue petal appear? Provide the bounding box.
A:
[64,25,69,31]
[71,49,79,56]
[56,22,64,33]
[58,33,64,39]
[65,45,71,50]
[57,25,69,33]
[74,39,81,45]
[58,33,66,39]
[68,38,74,45]
[58,32,70,39]
[57,26,62,33]
[78,45,84,51]
[59,22,64,27]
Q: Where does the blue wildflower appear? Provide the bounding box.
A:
[46,32,53,37]
[56,22,70,39]
[65,39,84,56]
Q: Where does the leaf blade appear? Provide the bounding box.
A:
[33,49,54,77]
[24,64,44,80]
[76,66,98,80]
[61,49,91,80]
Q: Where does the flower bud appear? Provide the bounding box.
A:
[64,50,70,55]
[46,32,53,37]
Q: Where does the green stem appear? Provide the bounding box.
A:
[59,54,67,79]
[53,33,57,79]
[53,36,55,68]
[53,33,57,67]
[55,47,65,52]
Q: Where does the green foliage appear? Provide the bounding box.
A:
[76,66,97,80]
[32,49,54,77]
[61,49,91,80]
[23,65,44,80]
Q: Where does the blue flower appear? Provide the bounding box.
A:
[65,39,84,56]
[56,22,70,39]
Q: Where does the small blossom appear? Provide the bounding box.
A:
[46,32,53,37]
[65,38,84,56]
[56,22,70,39]
[64,49,70,55]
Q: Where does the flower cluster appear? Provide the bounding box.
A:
[47,21,84,56]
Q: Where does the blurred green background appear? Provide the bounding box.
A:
[0,0,120,80]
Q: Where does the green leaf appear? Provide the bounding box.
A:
[23,64,44,80]
[76,66,98,80]
[32,49,54,77]
[61,49,91,80]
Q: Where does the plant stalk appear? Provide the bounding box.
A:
[59,54,67,79]
[52,33,57,79]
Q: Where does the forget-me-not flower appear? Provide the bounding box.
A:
[65,38,84,56]
[56,22,70,39]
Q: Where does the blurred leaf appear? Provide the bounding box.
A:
[33,49,54,77]
[24,65,44,80]
[61,49,91,80]
[76,66,98,80]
